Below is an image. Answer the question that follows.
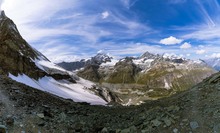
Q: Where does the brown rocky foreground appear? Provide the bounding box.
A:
[0,72,220,133]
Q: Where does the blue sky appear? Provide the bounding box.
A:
[2,0,220,62]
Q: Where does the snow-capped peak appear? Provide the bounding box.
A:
[139,51,160,59]
[89,52,113,65]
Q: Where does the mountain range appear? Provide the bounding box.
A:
[58,52,216,105]
[1,10,220,132]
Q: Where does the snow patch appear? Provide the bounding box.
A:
[100,59,118,67]
[123,99,132,106]
[133,58,154,70]
[9,73,107,105]
[35,60,66,72]
[164,79,170,89]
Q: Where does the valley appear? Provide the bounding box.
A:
[0,1,220,132]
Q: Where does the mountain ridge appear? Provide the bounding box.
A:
[0,10,116,105]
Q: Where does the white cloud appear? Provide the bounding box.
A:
[0,0,154,62]
[2,0,151,43]
[180,42,192,49]
[102,11,109,19]
[196,49,206,54]
[159,36,183,45]
[210,53,220,58]
[186,53,191,57]
[2,0,80,42]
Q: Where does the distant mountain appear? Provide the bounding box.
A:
[57,53,113,71]
[0,11,118,105]
[203,58,220,71]
[77,51,216,105]
[87,52,113,65]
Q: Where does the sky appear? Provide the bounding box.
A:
[2,0,220,62]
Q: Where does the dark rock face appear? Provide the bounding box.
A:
[171,58,184,63]
[57,60,86,71]
[107,57,141,83]
[0,11,46,78]
[77,53,113,82]
[48,74,76,83]
[0,11,76,82]
[78,65,100,82]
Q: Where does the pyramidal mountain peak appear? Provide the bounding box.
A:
[139,51,160,59]
[90,52,113,65]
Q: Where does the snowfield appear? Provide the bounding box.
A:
[34,59,70,75]
[9,59,107,105]
[9,74,107,105]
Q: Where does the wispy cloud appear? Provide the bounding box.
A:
[182,25,220,40]
[181,0,220,40]
[194,0,215,27]
[2,0,154,62]
[2,0,220,62]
